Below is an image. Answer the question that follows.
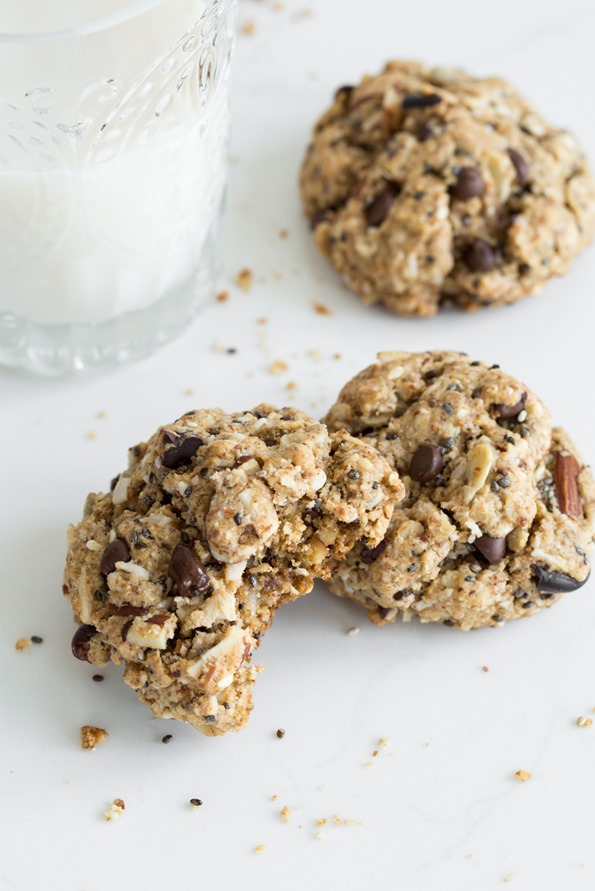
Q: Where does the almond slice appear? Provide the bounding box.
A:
[554,451,582,518]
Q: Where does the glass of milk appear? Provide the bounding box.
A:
[0,0,236,374]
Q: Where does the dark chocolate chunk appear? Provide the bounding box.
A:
[403,93,442,109]
[494,392,527,420]
[508,149,530,187]
[474,535,506,564]
[463,239,497,272]
[360,539,388,564]
[409,443,444,483]
[71,624,96,662]
[162,436,204,470]
[169,543,211,596]
[532,565,589,594]
[366,182,401,226]
[450,167,485,201]
[99,538,131,576]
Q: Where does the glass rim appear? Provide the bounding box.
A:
[0,0,220,44]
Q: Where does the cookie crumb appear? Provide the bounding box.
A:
[333,814,362,827]
[482,665,489,672]
[312,301,333,316]
[184,387,194,396]
[86,431,97,441]
[189,798,203,808]
[97,411,107,420]
[514,769,532,782]
[347,625,359,636]
[315,830,324,840]
[269,359,288,375]
[278,228,289,238]
[280,805,292,823]
[333,353,342,360]
[286,381,298,393]
[216,290,230,303]
[254,844,266,854]
[81,725,108,750]
[241,19,256,35]
[276,728,286,739]
[235,267,253,291]
[315,818,327,828]
[104,799,125,821]
[15,638,31,650]
[271,794,278,802]
[378,736,388,748]
[256,316,268,325]
[576,716,592,728]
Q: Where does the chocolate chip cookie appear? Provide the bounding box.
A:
[64,405,401,735]
[323,352,595,629]
[301,61,595,315]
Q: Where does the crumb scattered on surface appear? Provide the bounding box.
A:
[235,267,253,291]
[92,674,104,682]
[278,228,289,238]
[333,353,342,360]
[15,638,31,651]
[280,805,292,823]
[276,728,286,739]
[503,874,518,884]
[216,290,230,303]
[347,625,360,636]
[315,830,324,840]
[86,431,97,441]
[254,844,266,854]
[312,301,333,316]
[286,381,298,393]
[189,798,203,808]
[241,19,256,35]
[81,725,108,750]
[379,737,388,748]
[269,359,288,374]
[482,666,489,672]
[104,799,125,821]
[256,316,268,325]
[315,818,327,828]
[333,815,362,827]
[576,716,593,728]
[271,794,278,802]
[97,411,107,420]
[514,770,532,782]
[31,635,43,644]
[184,387,194,396]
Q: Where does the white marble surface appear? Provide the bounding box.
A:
[3,1,595,888]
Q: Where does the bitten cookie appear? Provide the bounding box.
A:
[64,405,401,735]
[301,61,595,316]
[323,352,595,629]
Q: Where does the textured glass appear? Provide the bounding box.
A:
[0,0,236,373]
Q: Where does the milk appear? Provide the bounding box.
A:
[0,0,233,326]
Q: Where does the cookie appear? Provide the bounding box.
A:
[301,61,595,315]
[64,405,401,735]
[323,352,595,629]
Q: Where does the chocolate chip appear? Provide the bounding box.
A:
[450,167,485,201]
[463,239,497,272]
[335,84,354,102]
[494,392,527,420]
[377,606,391,620]
[508,149,530,187]
[233,512,243,526]
[162,436,204,470]
[360,539,388,564]
[347,469,360,480]
[532,565,589,594]
[110,475,119,491]
[416,123,434,142]
[403,93,442,109]
[71,624,96,661]
[310,208,327,229]
[474,535,506,564]
[169,543,211,597]
[409,444,444,483]
[147,614,169,625]
[99,538,130,576]
[393,589,412,601]
[365,183,401,227]
[204,715,216,723]
[111,605,146,617]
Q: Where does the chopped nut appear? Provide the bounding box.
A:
[312,301,333,316]
[554,452,583,517]
[235,267,253,291]
[576,716,592,728]
[81,725,108,750]
[104,799,125,821]
[15,638,31,650]
[464,441,493,502]
[514,769,532,782]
